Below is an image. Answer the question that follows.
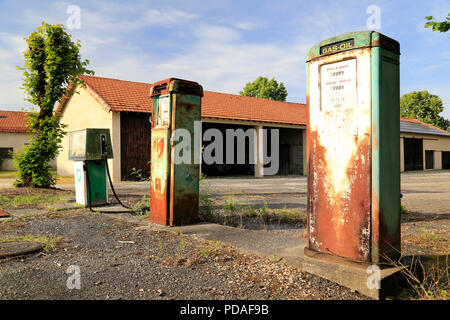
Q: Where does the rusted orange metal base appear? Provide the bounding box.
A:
[0,209,10,218]
[304,246,371,269]
[148,213,168,226]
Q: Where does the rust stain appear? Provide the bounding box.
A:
[379,210,401,262]
[150,131,170,226]
[150,178,168,225]
[156,138,165,158]
[371,191,380,263]
[308,130,371,262]
[155,178,161,191]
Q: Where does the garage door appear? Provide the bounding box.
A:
[443,151,450,170]
[404,138,423,171]
[120,112,151,181]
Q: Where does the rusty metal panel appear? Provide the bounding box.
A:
[307,48,372,262]
[149,127,170,225]
[169,94,202,225]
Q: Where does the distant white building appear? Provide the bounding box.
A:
[0,110,57,171]
[0,110,30,171]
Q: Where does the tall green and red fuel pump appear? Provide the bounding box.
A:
[149,78,203,226]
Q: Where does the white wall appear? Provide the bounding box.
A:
[56,85,121,182]
[0,132,29,170]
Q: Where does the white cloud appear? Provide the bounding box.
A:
[152,25,310,101]
[194,25,241,42]
[144,9,199,26]
[234,21,259,31]
[0,32,30,110]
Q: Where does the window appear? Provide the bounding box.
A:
[0,148,13,159]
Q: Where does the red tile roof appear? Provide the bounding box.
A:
[57,75,306,125]
[0,110,30,133]
[78,75,153,113]
[202,91,306,125]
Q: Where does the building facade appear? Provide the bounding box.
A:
[55,75,450,182]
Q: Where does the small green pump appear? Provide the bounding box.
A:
[69,128,113,207]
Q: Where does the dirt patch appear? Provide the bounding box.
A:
[0,187,70,198]
[0,187,73,209]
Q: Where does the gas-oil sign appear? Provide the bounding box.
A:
[320,39,355,55]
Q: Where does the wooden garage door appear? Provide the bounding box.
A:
[120,112,151,181]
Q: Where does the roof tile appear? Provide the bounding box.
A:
[76,75,306,125]
[0,110,30,133]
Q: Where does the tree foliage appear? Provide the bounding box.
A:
[400,91,450,132]
[15,22,94,188]
[425,13,450,35]
[239,76,288,101]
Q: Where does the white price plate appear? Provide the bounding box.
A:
[320,59,357,111]
[158,95,170,126]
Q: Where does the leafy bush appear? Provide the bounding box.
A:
[14,22,93,188]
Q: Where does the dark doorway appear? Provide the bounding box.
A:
[120,112,151,181]
[425,150,434,170]
[201,122,254,176]
[404,138,423,171]
[277,128,303,175]
[279,144,290,175]
[443,151,450,170]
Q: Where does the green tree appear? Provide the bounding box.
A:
[15,22,94,188]
[425,13,450,35]
[240,76,288,101]
[400,91,450,132]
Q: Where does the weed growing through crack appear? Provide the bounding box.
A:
[130,195,150,218]
[224,194,239,215]
[177,233,186,257]
[200,247,211,259]
[199,173,215,220]
[401,204,407,214]
[157,235,166,255]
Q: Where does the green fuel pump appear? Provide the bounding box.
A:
[69,128,114,207]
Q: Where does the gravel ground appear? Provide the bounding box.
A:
[0,211,366,300]
[1,172,448,300]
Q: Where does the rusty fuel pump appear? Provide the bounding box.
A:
[149,78,203,226]
[306,31,401,265]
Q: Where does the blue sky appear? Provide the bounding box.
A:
[1,0,449,119]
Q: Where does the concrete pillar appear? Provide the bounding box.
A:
[422,141,426,171]
[254,125,264,178]
[434,151,442,170]
[302,128,307,176]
